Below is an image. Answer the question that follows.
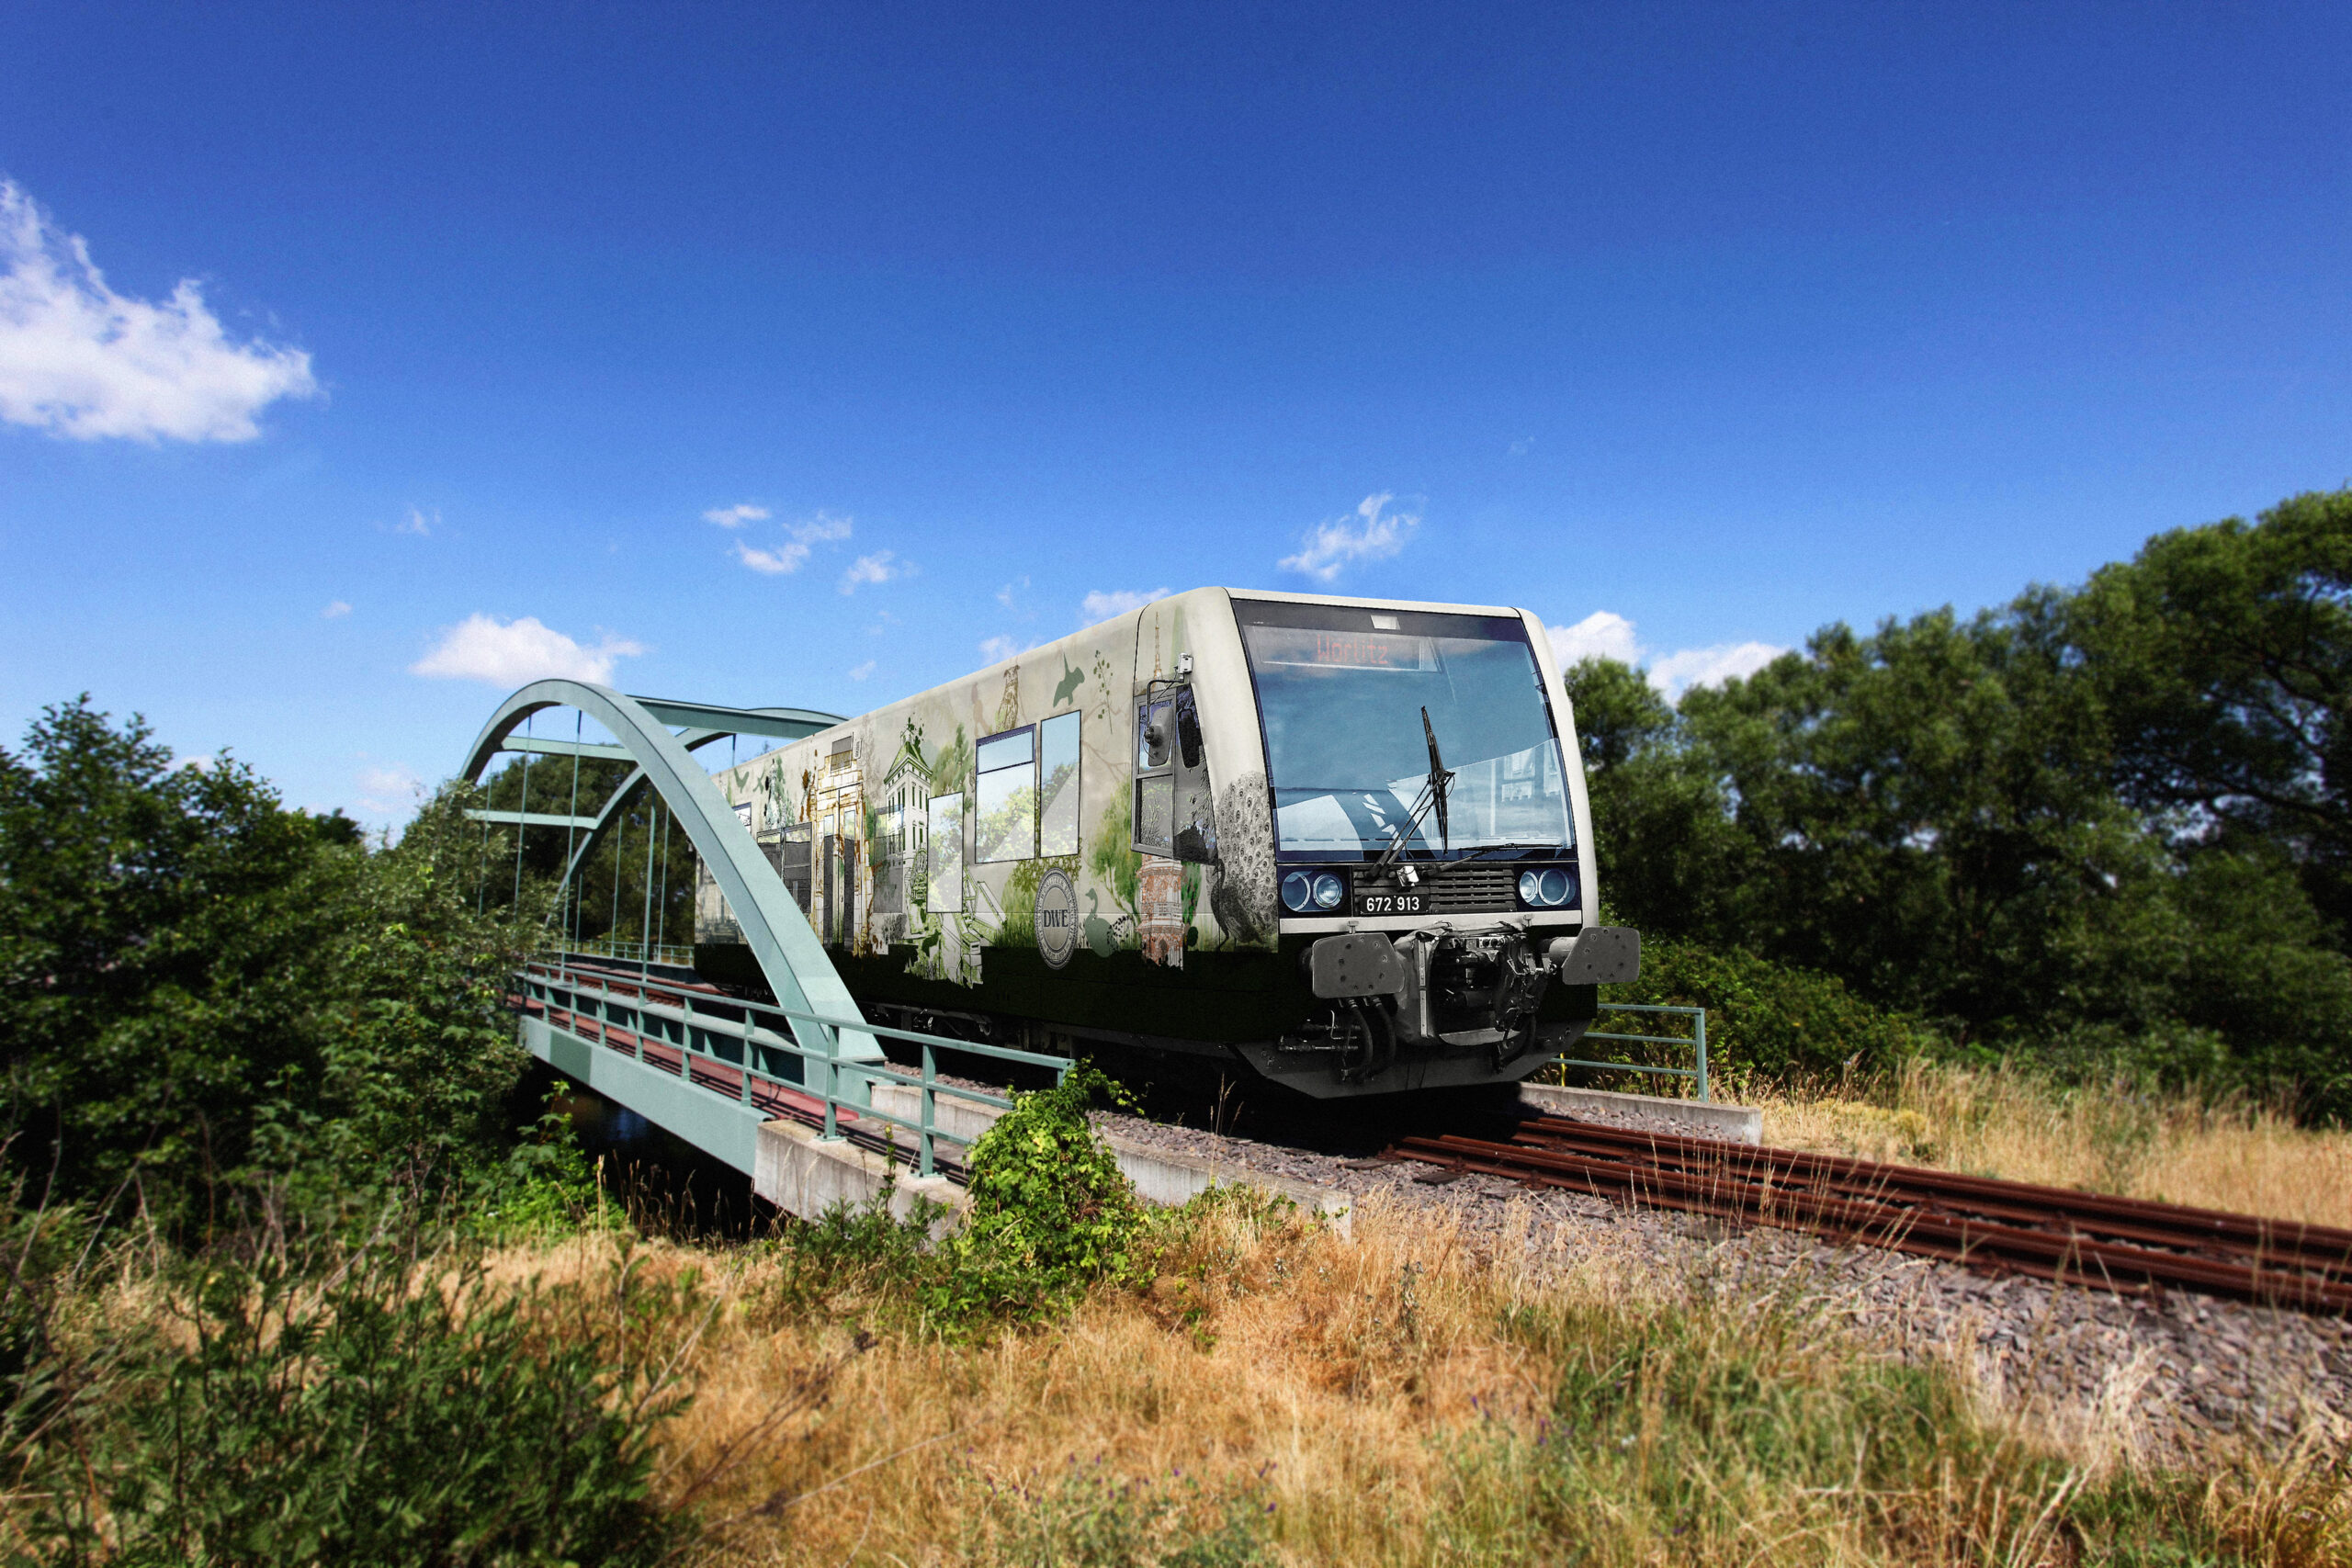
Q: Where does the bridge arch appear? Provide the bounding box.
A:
[458,680,881,1066]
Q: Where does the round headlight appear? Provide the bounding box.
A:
[1539,868,1570,907]
[1312,872,1345,910]
[1519,871,1543,906]
[1282,871,1314,913]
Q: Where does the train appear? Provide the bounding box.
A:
[692,587,1640,1098]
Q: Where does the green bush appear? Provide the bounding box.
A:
[16,1238,686,1566]
[941,1066,1144,1315]
[761,1066,1146,1337]
[1593,934,1940,1089]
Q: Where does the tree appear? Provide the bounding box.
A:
[1673,610,2186,1037]
[1573,590,2352,1114]
[2066,487,2352,928]
[1562,656,1757,942]
[0,700,529,1230]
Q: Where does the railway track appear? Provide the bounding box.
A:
[1385,1114,2352,1314]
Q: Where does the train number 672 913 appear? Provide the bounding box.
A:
[1353,892,1427,916]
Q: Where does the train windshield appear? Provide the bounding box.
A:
[1236,601,1573,860]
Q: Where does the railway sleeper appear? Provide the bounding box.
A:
[1387,1135,2352,1314]
[1498,1131,2352,1274]
[1505,1114,2352,1264]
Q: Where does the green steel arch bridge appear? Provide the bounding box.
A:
[460,680,1069,1213]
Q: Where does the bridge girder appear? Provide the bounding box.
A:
[459,681,877,1065]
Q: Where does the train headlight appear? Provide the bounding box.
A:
[1281,871,1315,913]
[1518,868,1579,908]
[1311,872,1345,910]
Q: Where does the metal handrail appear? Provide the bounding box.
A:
[516,952,1069,1179]
[567,935,697,968]
[1551,1001,1710,1103]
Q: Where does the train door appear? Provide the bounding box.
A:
[776,825,812,914]
[1130,649,1217,966]
[1132,682,1216,863]
[841,836,857,945]
[819,832,835,942]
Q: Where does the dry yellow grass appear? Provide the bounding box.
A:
[488,1193,2349,1567]
[1754,1058,2352,1227]
[506,1196,1564,1565]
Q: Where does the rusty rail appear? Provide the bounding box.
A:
[1385,1114,2352,1314]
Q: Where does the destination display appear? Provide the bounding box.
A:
[1244,626,1438,671]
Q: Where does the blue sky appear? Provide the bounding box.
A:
[3,1,2348,827]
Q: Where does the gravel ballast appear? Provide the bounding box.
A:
[1095,1102,2352,1461]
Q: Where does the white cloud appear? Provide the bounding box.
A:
[1547,610,1639,666]
[0,178,318,442]
[730,511,853,576]
[395,505,435,536]
[848,660,876,682]
[978,635,1022,663]
[1080,586,1170,623]
[1549,610,1786,700]
[410,614,647,686]
[735,538,808,575]
[996,576,1030,611]
[1279,492,1419,582]
[354,761,424,818]
[839,549,906,593]
[1509,436,1535,456]
[322,599,352,619]
[1648,641,1784,696]
[703,502,769,528]
[176,754,214,773]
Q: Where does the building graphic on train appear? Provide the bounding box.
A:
[693,587,1641,1098]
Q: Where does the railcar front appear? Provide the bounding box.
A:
[1221,592,1639,1096]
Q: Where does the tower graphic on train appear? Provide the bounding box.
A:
[693,588,1640,1097]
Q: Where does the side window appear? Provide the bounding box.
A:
[1038,710,1081,856]
[925,794,964,911]
[1133,699,1174,854]
[1136,700,1171,769]
[1174,687,1204,769]
[975,728,1038,863]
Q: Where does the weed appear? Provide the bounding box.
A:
[1456,1280,2352,1565]
[9,1237,686,1565]
[1762,1057,2352,1224]
[469,1079,617,1242]
[940,1065,1144,1315]
[977,1456,1272,1568]
[754,1065,1147,1338]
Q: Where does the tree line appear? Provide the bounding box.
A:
[1575,487,2352,1120]
[0,701,561,1228]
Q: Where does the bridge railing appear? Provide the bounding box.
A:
[1547,1002,1711,1103]
[515,953,1070,1180]
[565,935,697,969]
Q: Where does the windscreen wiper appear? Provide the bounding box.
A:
[1421,706,1454,852]
[1372,707,1458,873]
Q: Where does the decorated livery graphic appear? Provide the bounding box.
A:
[692,588,1639,1098]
